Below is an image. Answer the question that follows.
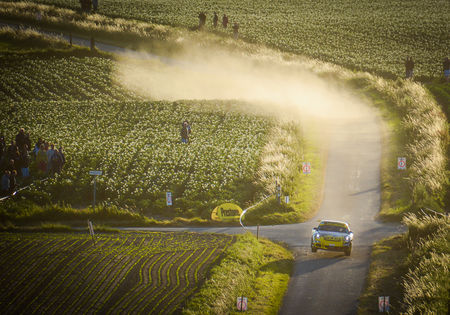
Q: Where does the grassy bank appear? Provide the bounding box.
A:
[359,213,449,314]
[184,233,293,314]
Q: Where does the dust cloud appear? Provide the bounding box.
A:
[114,40,371,125]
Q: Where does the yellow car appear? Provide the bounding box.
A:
[311,220,353,256]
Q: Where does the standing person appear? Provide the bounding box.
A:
[46,144,55,172]
[222,14,228,28]
[198,12,206,30]
[0,135,5,157]
[443,57,450,82]
[405,56,414,79]
[36,144,47,174]
[1,170,9,195]
[15,128,26,151]
[50,147,64,175]
[19,144,30,178]
[9,170,16,195]
[232,22,239,39]
[57,146,66,172]
[6,140,18,161]
[92,0,98,11]
[180,121,191,144]
[213,12,218,28]
[33,137,43,159]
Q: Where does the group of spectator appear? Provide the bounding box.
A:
[405,56,450,81]
[199,12,239,39]
[1,128,65,196]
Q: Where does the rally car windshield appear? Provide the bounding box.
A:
[318,225,348,233]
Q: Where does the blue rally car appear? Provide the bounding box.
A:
[311,220,353,256]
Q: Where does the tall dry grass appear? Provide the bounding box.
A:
[0,1,171,42]
[401,213,449,314]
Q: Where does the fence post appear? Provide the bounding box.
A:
[90,37,95,51]
[257,225,259,240]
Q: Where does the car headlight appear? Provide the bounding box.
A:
[344,235,351,242]
[313,234,320,240]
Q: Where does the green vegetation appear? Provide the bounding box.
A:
[184,233,293,314]
[359,213,449,314]
[0,231,292,314]
[8,0,449,80]
[0,231,233,314]
[0,28,318,225]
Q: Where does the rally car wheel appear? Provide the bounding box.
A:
[311,246,317,253]
[344,247,351,256]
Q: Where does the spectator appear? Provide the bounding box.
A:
[198,12,206,30]
[213,12,218,28]
[180,121,191,144]
[0,135,6,157]
[58,146,66,168]
[9,170,16,195]
[1,170,9,194]
[46,144,55,172]
[6,140,18,161]
[443,57,450,82]
[24,132,31,152]
[405,56,414,79]
[33,138,43,158]
[92,0,98,11]
[15,128,27,150]
[36,144,47,174]
[222,14,228,28]
[50,148,64,175]
[19,145,30,178]
[6,159,16,174]
[232,22,239,39]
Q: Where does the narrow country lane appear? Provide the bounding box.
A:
[2,21,404,314]
[123,107,404,314]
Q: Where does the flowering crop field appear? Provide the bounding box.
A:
[18,0,450,79]
[0,55,276,217]
[0,55,141,102]
[0,232,233,313]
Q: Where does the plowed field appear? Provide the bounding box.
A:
[0,232,233,314]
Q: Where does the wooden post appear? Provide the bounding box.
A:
[69,33,72,46]
[257,225,259,240]
[90,37,95,51]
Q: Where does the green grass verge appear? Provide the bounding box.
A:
[183,233,293,314]
[358,235,408,314]
[359,213,450,314]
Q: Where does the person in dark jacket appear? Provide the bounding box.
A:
[15,128,27,151]
[222,14,228,28]
[198,12,206,30]
[19,145,30,178]
[213,12,218,28]
[9,170,16,195]
[405,56,414,79]
[180,121,191,143]
[1,170,9,194]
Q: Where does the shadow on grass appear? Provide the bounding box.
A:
[259,258,293,274]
